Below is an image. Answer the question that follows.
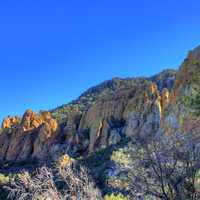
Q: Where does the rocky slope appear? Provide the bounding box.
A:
[1,45,200,166]
[0,70,176,164]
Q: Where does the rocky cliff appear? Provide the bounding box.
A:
[1,45,200,165]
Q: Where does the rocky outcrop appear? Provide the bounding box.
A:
[78,87,134,152]
[0,131,12,161]
[2,116,20,129]
[0,58,183,163]
[0,110,58,162]
[32,118,58,160]
[0,68,177,162]
[161,88,170,111]
[77,80,173,153]
[173,46,200,99]
[124,82,169,139]
[62,110,81,145]
[150,69,176,91]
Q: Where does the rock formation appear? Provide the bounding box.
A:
[2,116,20,129]
[0,110,58,162]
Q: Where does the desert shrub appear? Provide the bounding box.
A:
[111,147,132,168]
[57,164,102,200]
[182,95,192,107]
[181,88,200,116]
[104,193,128,200]
[5,164,103,200]
[107,144,136,195]
[5,167,60,200]
[183,67,200,116]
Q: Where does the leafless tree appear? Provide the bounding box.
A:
[57,164,102,200]
[129,132,200,200]
[5,164,102,200]
[5,166,61,200]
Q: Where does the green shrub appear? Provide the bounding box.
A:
[0,173,11,200]
[104,193,128,200]
[0,173,10,185]
[111,146,134,168]
[191,91,200,116]
[111,149,129,166]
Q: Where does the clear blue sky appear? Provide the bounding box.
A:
[0,0,200,122]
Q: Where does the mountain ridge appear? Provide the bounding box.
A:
[50,68,176,123]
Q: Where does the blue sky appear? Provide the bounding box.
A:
[0,0,200,122]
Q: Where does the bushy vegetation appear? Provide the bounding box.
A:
[190,90,200,116]
[101,131,200,200]
[104,193,128,200]
[183,62,200,116]
[111,146,133,168]
[182,87,200,116]
[0,173,14,200]
[0,173,10,185]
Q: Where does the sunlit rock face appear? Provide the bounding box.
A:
[77,76,174,153]
[2,116,20,129]
[32,118,58,160]
[123,82,171,140]
[0,110,58,162]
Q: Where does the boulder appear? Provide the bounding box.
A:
[56,154,71,168]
